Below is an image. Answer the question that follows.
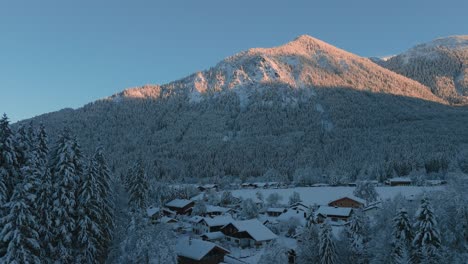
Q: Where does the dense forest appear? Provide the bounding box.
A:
[19,84,468,185]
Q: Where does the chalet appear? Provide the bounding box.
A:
[385,177,412,186]
[158,216,178,224]
[277,209,308,226]
[241,183,256,189]
[205,205,232,217]
[221,219,277,248]
[328,196,366,208]
[198,184,218,192]
[176,238,230,264]
[289,202,309,212]
[165,199,195,215]
[266,207,286,217]
[267,182,280,189]
[253,182,268,189]
[316,206,353,223]
[192,215,234,235]
[200,231,225,242]
[146,206,161,223]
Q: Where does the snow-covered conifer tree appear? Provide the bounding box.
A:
[319,221,337,264]
[240,198,259,219]
[76,157,102,264]
[49,128,83,262]
[391,208,413,263]
[412,197,441,264]
[353,181,379,203]
[93,147,114,260]
[0,162,41,263]
[127,160,149,210]
[346,209,369,264]
[297,223,320,263]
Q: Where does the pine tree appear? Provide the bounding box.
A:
[36,124,49,169]
[391,208,413,263]
[346,210,369,264]
[76,157,102,264]
[0,161,42,263]
[128,160,149,210]
[412,197,441,264]
[288,191,302,205]
[319,221,337,264]
[297,224,320,263]
[49,128,83,263]
[93,147,114,260]
[353,181,379,203]
[0,114,19,202]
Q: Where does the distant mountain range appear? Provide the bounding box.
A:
[374,35,468,104]
[18,35,468,182]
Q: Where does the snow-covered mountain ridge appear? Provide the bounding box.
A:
[109,35,442,105]
[377,35,468,104]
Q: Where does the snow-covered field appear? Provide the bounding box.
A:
[230,186,444,205]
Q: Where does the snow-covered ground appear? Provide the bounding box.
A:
[230,186,444,206]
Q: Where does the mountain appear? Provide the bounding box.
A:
[110,35,442,104]
[376,35,468,104]
[17,35,468,183]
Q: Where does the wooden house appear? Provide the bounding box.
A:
[316,206,353,223]
[165,199,195,215]
[385,177,413,186]
[328,196,366,208]
[192,215,234,235]
[221,219,277,248]
[176,238,230,264]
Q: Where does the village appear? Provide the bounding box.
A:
[144,177,446,264]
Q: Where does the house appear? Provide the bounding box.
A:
[241,183,256,189]
[289,202,309,212]
[425,179,447,186]
[192,215,234,235]
[253,182,268,189]
[266,207,286,217]
[316,206,353,223]
[205,205,232,217]
[146,206,161,223]
[176,238,230,264]
[165,199,195,215]
[221,219,277,248]
[198,184,218,192]
[277,209,308,226]
[158,216,178,224]
[328,196,366,208]
[385,177,412,186]
[200,231,225,242]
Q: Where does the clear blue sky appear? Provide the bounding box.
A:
[1,0,467,122]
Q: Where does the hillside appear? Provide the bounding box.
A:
[18,35,468,183]
[377,35,468,104]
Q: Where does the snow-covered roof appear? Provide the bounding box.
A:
[267,207,286,213]
[159,216,178,224]
[176,238,229,261]
[206,205,231,214]
[166,199,193,208]
[329,195,366,205]
[188,216,204,223]
[227,219,277,242]
[202,215,234,227]
[388,177,412,182]
[277,209,307,225]
[201,231,225,240]
[190,193,205,201]
[316,206,352,217]
[146,206,160,217]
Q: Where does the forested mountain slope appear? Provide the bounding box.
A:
[17,35,468,183]
[377,35,468,104]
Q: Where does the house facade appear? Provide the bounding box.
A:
[328,196,365,208]
[165,199,195,215]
